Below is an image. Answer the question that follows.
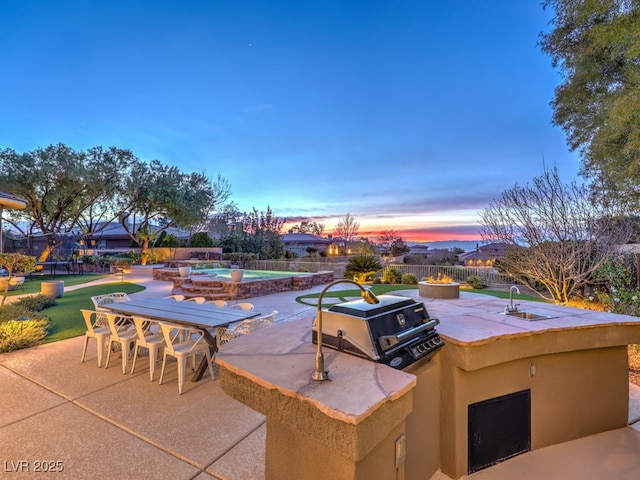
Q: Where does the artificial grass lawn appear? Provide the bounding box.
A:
[7,274,111,296]
[297,284,419,308]
[43,282,145,343]
[463,288,548,303]
[296,284,544,308]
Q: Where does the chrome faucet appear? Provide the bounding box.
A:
[312,279,379,382]
[506,285,520,313]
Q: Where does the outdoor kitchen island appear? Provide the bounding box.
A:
[216,295,640,480]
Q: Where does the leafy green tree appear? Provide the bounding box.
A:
[0,253,36,306]
[119,160,230,260]
[75,146,138,240]
[351,237,378,255]
[243,206,285,259]
[189,232,215,247]
[0,144,135,260]
[592,253,640,315]
[159,234,185,247]
[217,206,285,259]
[208,203,242,237]
[540,1,640,200]
[290,220,325,236]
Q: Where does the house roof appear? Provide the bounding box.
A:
[282,233,332,244]
[459,242,508,261]
[409,245,430,254]
[87,221,190,239]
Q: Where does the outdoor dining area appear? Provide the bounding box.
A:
[82,292,278,394]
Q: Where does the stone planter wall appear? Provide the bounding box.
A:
[418,281,460,299]
[169,270,335,301]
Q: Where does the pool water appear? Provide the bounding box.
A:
[195,268,308,280]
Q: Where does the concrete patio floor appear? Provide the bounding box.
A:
[2,266,640,479]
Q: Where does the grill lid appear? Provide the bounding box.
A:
[314,295,444,368]
[327,295,417,318]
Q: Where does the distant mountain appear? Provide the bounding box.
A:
[408,240,481,252]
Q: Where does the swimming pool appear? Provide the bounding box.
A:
[153,265,335,300]
[194,268,311,280]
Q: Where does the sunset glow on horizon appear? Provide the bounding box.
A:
[283,213,484,244]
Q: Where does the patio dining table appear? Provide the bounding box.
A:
[102,298,260,381]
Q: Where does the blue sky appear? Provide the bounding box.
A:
[0,1,579,242]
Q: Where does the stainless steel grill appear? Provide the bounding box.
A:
[312,294,444,370]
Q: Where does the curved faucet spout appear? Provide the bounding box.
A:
[507,285,520,312]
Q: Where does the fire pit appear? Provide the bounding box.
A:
[418,281,460,299]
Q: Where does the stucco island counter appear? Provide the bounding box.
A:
[216,295,640,480]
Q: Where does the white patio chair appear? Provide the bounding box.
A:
[216,310,278,349]
[80,309,111,368]
[228,302,254,311]
[104,313,138,374]
[130,316,165,381]
[158,322,215,394]
[185,296,206,304]
[91,292,131,312]
[9,276,25,291]
[165,294,184,301]
[206,300,228,308]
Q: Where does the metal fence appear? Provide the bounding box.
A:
[375,264,517,286]
[254,260,517,286]
[254,259,345,276]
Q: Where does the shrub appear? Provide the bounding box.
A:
[344,255,383,282]
[159,234,185,247]
[142,251,162,265]
[0,318,50,353]
[401,273,418,285]
[103,253,136,266]
[189,232,215,247]
[111,257,134,269]
[96,256,112,270]
[465,275,487,289]
[0,303,50,353]
[80,254,98,265]
[13,294,57,312]
[221,252,257,269]
[591,254,640,314]
[383,267,402,284]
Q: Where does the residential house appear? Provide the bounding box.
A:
[458,242,507,267]
[282,233,335,257]
[408,244,431,255]
[85,222,191,250]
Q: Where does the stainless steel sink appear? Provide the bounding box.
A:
[499,311,556,321]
